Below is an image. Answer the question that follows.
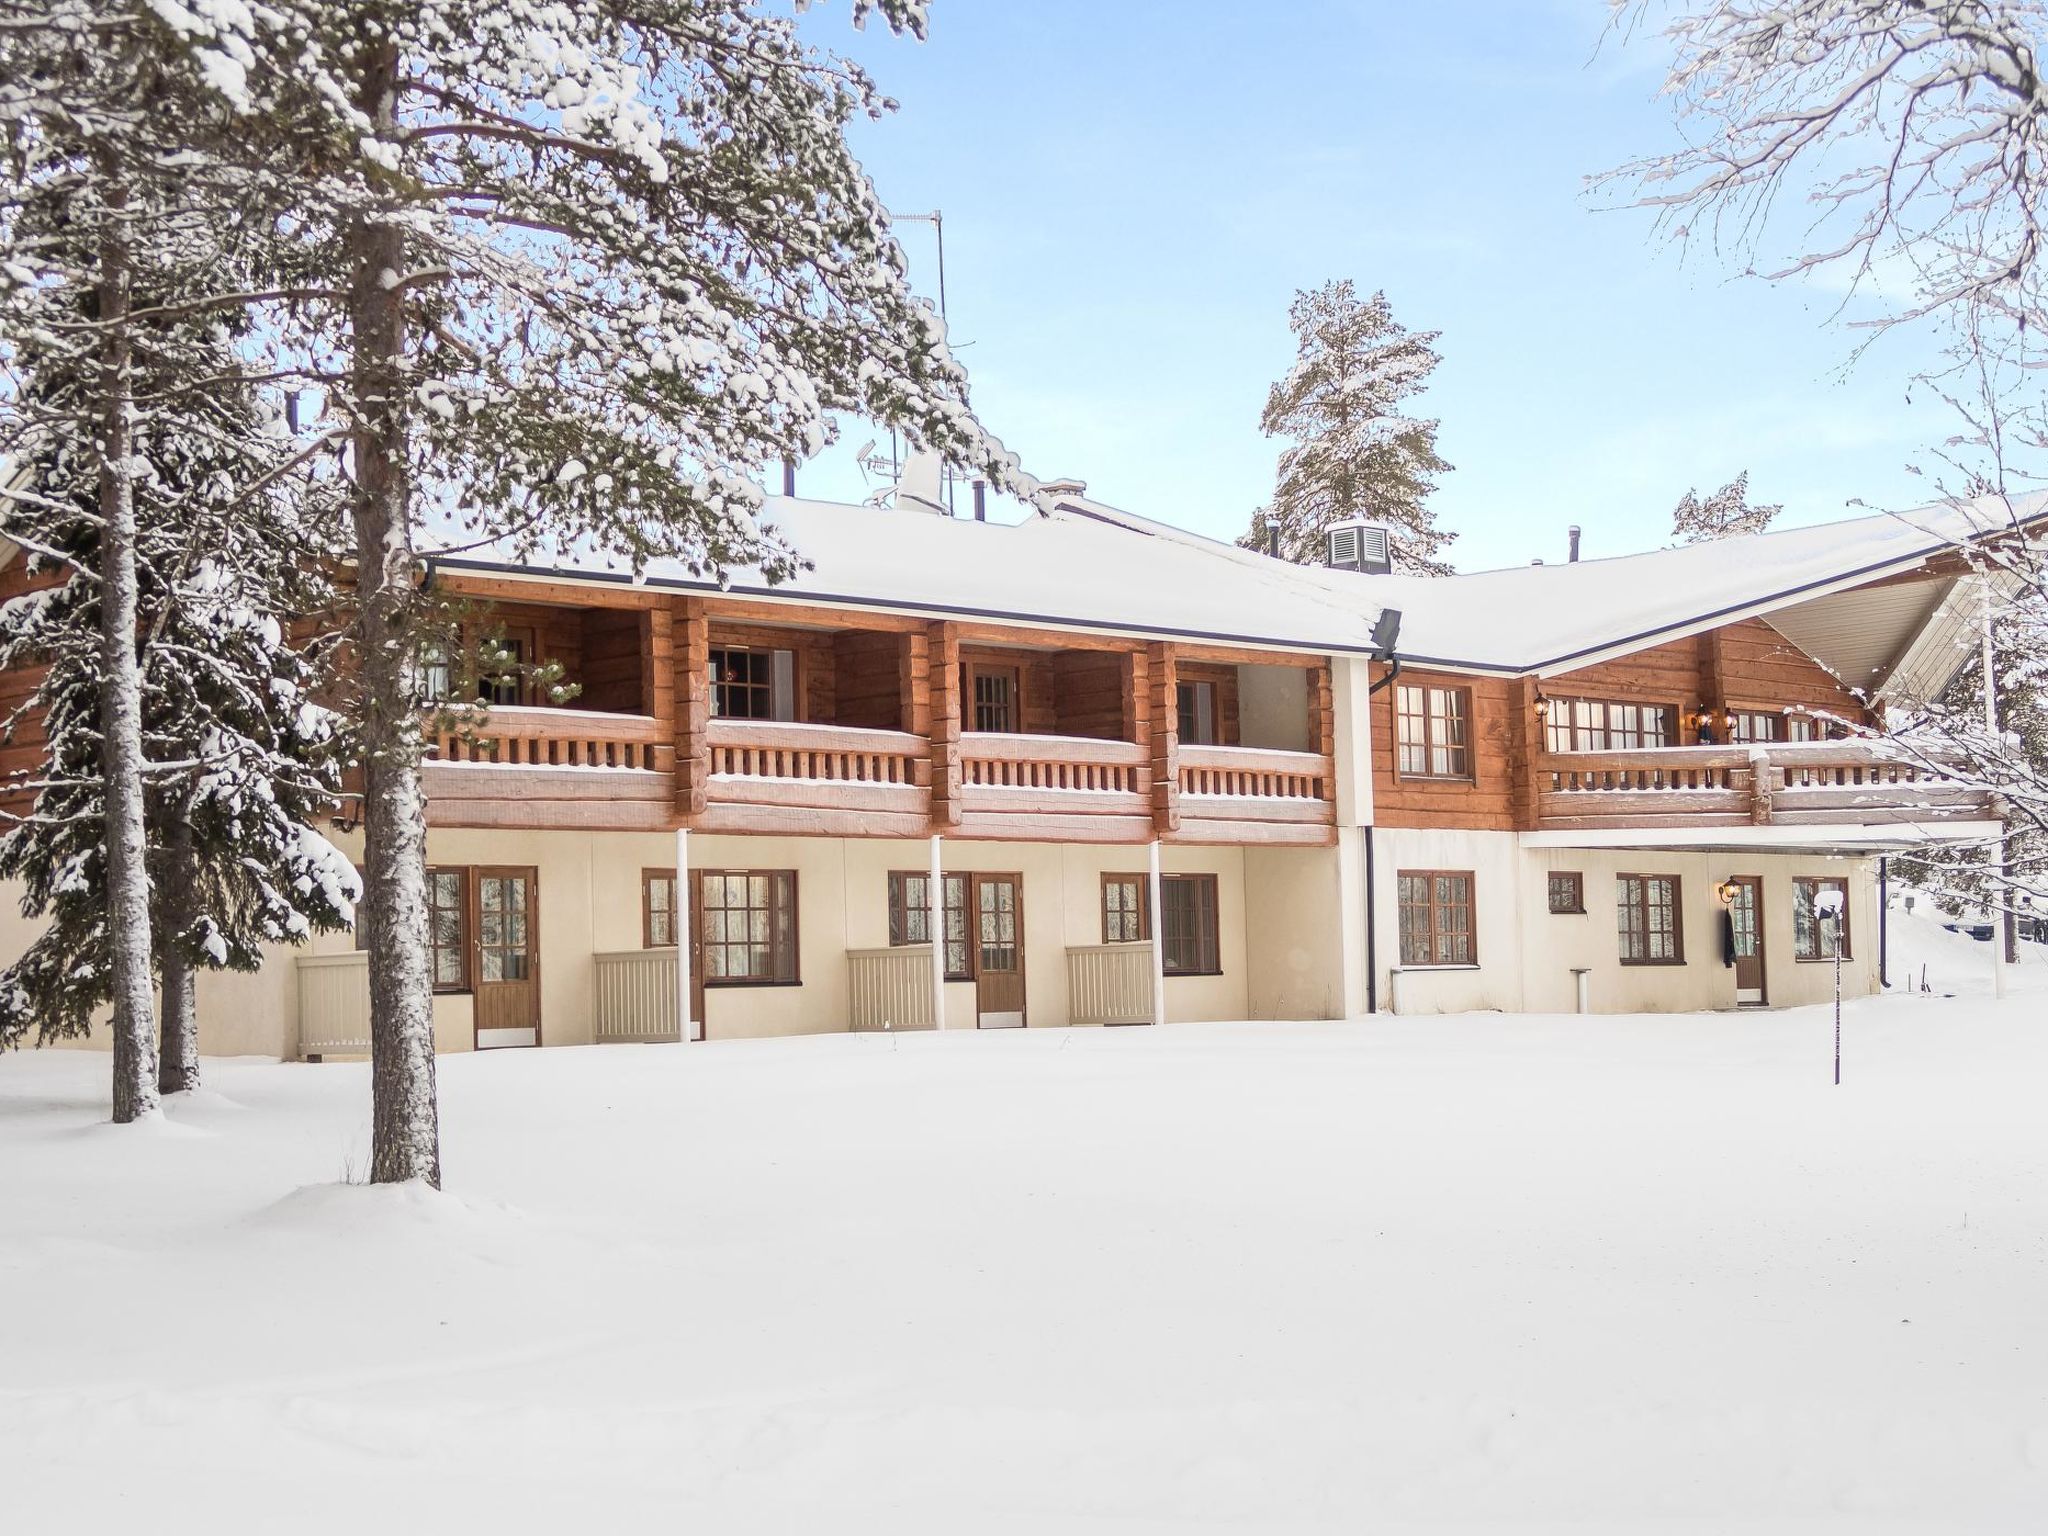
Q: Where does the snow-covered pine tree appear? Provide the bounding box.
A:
[1671,471,1781,543]
[1242,281,1454,575]
[0,217,358,1088]
[159,0,1034,1184]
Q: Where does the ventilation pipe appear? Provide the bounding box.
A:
[972,479,987,521]
[1568,525,1582,563]
[782,461,796,498]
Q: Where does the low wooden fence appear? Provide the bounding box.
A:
[592,948,683,1043]
[847,945,936,1031]
[1066,943,1154,1026]
[297,952,372,1059]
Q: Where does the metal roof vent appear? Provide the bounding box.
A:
[1326,520,1393,575]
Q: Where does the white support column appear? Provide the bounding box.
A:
[1984,577,2008,1001]
[675,826,693,1041]
[929,833,946,1031]
[1148,838,1167,1028]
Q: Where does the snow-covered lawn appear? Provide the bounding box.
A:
[4,917,2046,1533]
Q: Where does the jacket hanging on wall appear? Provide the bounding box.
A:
[1720,909,1738,968]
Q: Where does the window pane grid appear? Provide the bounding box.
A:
[699,870,797,983]
[1398,870,1476,966]
[1617,875,1681,963]
[1160,875,1218,975]
[1396,684,1471,778]
[1547,698,1676,753]
[1793,877,1850,960]
[887,872,970,979]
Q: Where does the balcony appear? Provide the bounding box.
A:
[698,718,931,837]
[1537,740,1997,840]
[421,704,673,830]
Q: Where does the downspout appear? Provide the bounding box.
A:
[1878,856,1889,991]
[1363,645,1403,1016]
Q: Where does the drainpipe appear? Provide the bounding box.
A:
[929,833,945,1031]
[1363,825,1378,1015]
[1878,856,1889,991]
[674,826,692,1042]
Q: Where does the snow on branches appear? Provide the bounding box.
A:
[1672,470,1781,543]
[1244,280,1454,576]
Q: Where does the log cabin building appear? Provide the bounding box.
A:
[0,490,2025,1058]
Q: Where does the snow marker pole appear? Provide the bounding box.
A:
[1833,944,1842,1087]
[1984,576,2008,1002]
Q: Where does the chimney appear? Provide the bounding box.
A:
[972,479,987,521]
[782,461,796,498]
[1568,525,1582,563]
[1265,517,1281,558]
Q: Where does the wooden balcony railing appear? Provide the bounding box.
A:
[1178,743,1336,833]
[847,945,936,1031]
[708,718,926,787]
[1066,943,1154,1025]
[1540,741,1995,831]
[960,732,1148,796]
[428,705,670,770]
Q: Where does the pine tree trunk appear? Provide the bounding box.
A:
[352,43,440,1188]
[96,167,160,1125]
[156,816,200,1094]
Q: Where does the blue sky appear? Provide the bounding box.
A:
[792,1,1959,572]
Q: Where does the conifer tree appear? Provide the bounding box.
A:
[1671,471,1781,543]
[134,0,1035,1183]
[0,0,327,1118]
[1242,280,1454,575]
[0,205,358,1082]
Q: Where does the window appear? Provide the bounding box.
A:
[1793,877,1851,960]
[963,661,1021,733]
[643,869,677,948]
[1617,874,1683,965]
[1729,710,1785,744]
[475,872,530,982]
[1787,715,1817,742]
[355,865,470,989]
[1545,697,1677,754]
[1160,874,1220,975]
[1102,874,1149,943]
[1547,871,1585,915]
[477,630,530,707]
[887,870,970,979]
[410,639,453,705]
[1395,682,1471,778]
[1176,680,1218,746]
[710,646,795,721]
[1398,871,1476,966]
[698,870,799,984]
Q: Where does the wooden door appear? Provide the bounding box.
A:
[474,867,540,1048]
[685,871,706,1042]
[1729,876,1766,1006]
[971,872,1025,1028]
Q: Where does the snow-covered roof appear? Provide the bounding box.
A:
[411,487,2048,680]
[1266,492,2048,676]
[429,494,1399,656]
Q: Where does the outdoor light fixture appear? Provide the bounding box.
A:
[1533,692,1550,721]
[1714,879,1740,906]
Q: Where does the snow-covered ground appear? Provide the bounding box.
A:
[4,909,2046,1533]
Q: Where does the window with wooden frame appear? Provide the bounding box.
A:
[1547,871,1585,915]
[1728,709,1786,745]
[698,870,799,984]
[476,628,535,707]
[887,871,970,979]
[1616,874,1683,965]
[1544,697,1677,754]
[709,646,796,721]
[1176,679,1218,746]
[1101,873,1149,943]
[642,868,678,948]
[1394,682,1471,778]
[1397,870,1476,966]
[410,638,454,705]
[1159,873,1220,975]
[370,865,470,991]
[962,660,1022,733]
[1792,877,1851,960]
